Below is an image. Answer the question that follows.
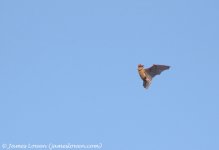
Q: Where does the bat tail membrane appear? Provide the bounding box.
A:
[143,80,151,89]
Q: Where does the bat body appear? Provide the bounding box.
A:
[138,64,170,89]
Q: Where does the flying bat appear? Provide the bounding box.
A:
[138,64,170,89]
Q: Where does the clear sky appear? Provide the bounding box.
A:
[1,0,219,150]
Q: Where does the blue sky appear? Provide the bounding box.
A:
[0,0,219,150]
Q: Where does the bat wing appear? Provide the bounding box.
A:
[146,64,170,78]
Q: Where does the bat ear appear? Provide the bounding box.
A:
[138,64,144,67]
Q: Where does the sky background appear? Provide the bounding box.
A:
[0,0,219,150]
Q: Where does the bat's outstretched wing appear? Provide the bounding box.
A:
[146,64,170,78]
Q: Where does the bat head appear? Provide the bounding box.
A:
[138,64,144,68]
